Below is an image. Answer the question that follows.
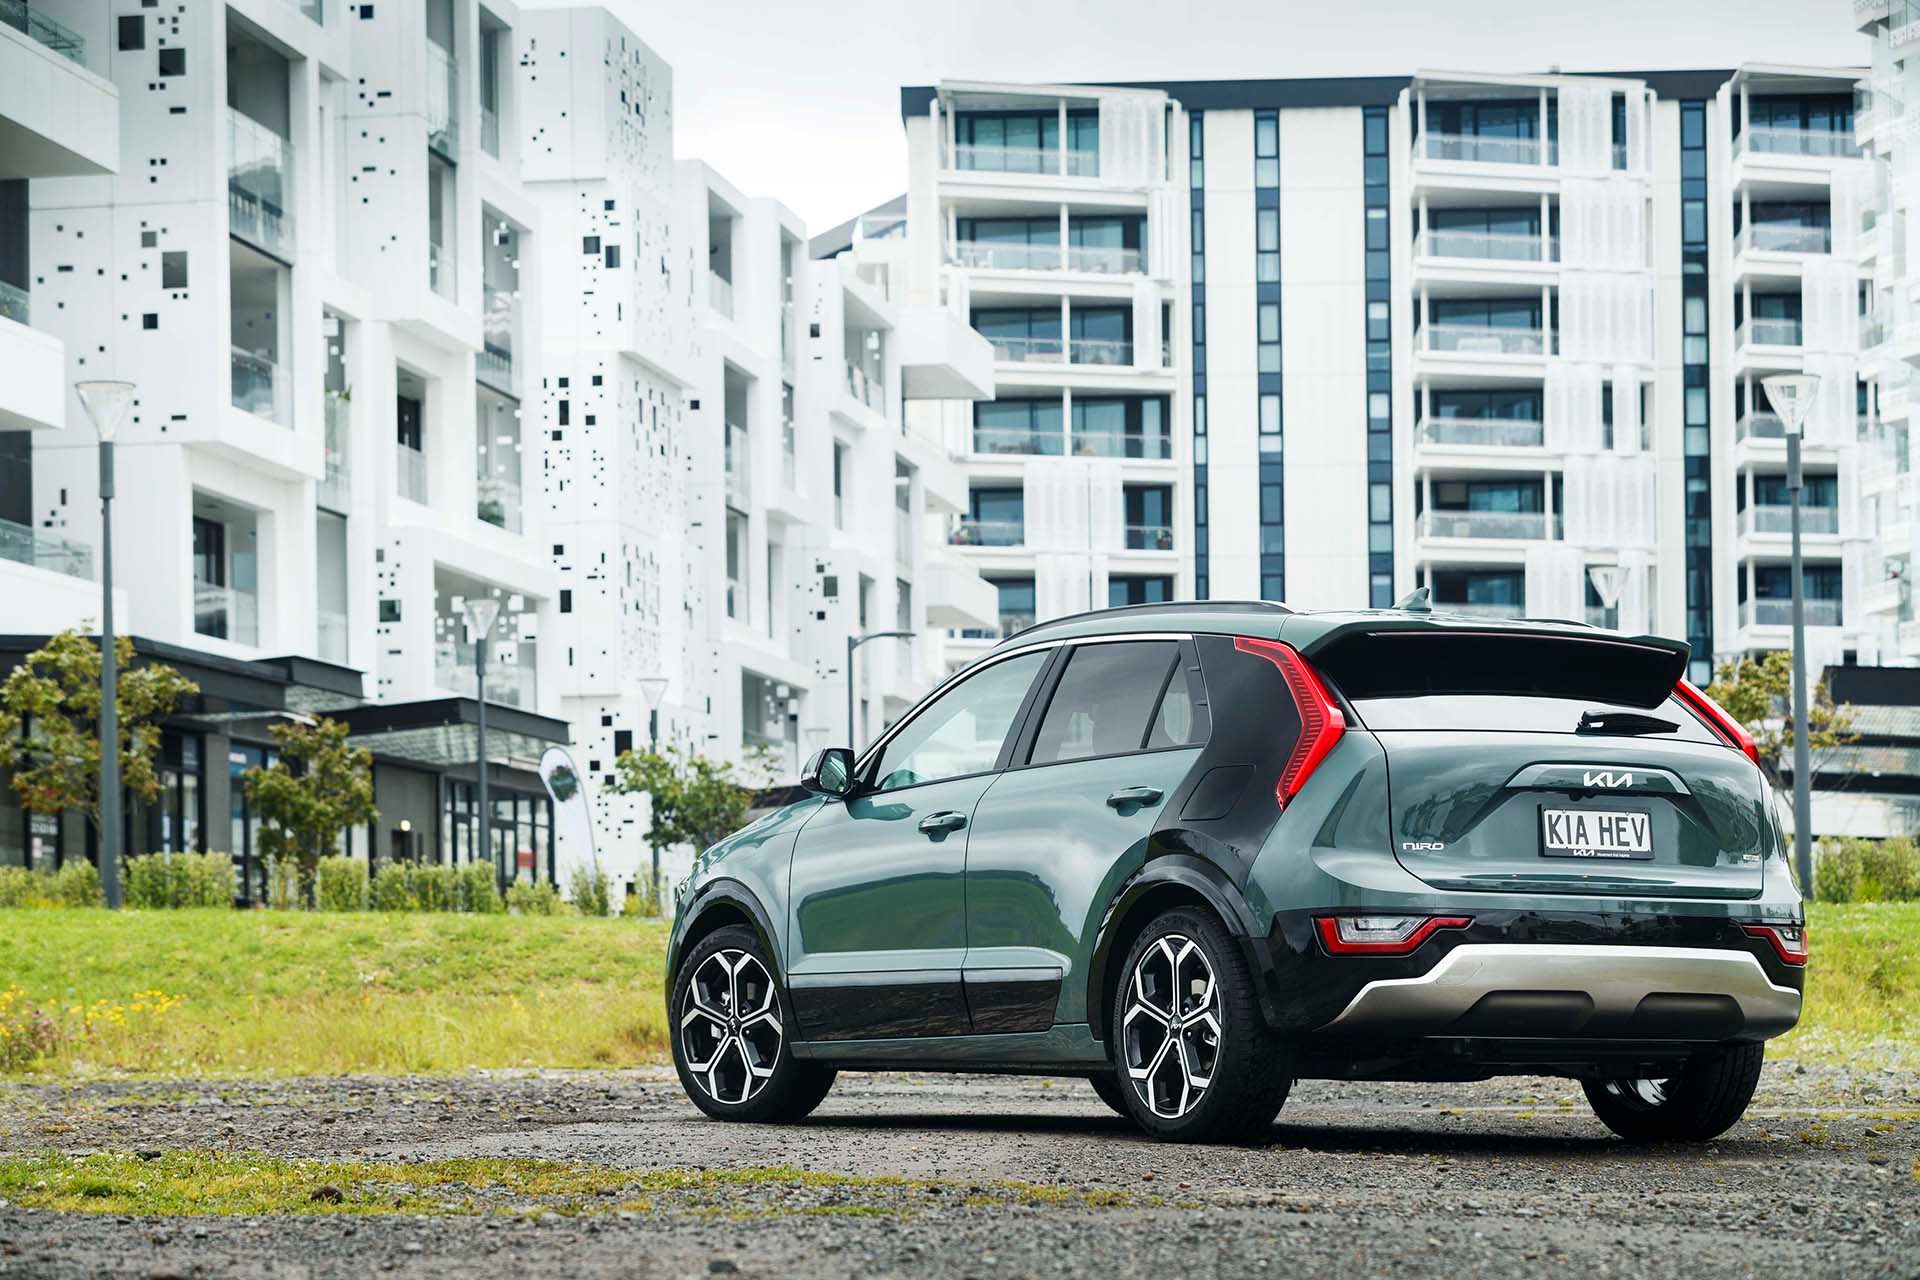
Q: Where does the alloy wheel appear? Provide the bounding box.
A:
[680,948,783,1104]
[1121,934,1223,1118]
[1601,1076,1672,1110]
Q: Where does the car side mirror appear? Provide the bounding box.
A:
[800,746,856,798]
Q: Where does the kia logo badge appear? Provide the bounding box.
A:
[1583,770,1634,789]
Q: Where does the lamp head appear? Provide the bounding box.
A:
[638,677,669,710]
[75,381,136,442]
[1761,374,1820,436]
[462,596,503,640]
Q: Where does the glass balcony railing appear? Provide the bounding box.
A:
[1072,427,1172,460]
[230,346,289,425]
[1738,504,1839,535]
[971,424,1065,456]
[1434,600,1528,619]
[952,145,1098,177]
[428,241,455,299]
[1585,604,1616,628]
[319,392,350,510]
[1418,324,1552,356]
[316,608,347,663]
[894,507,912,567]
[395,442,427,503]
[1415,230,1558,263]
[988,335,1064,363]
[845,361,882,410]
[1421,132,1546,166]
[0,515,91,580]
[1419,510,1553,540]
[0,280,26,325]
[1736,126,1860,159]
[708,271,734,318]
[228,109,293,258]
[1071,337,1132,366]
[1743,598,1842,628]
[1124,524,1175,551]
[479,284,515,389]
[0,0,84,65]
[1736,318,1803,349]
[480,105,499,157]
[476,474,521,532]
[723,423,750,506]
[1417,418,1545,449]
[1734,223,1833,255]
[427,43,458,155]
[949,520,1024,547]
[1735,411,1786,442]
[436,643,535,708]
[950,241,1142,274]
[194,581,260,646]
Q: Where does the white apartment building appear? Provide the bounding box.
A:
[862,67,1872,687]
[0,1,994,899]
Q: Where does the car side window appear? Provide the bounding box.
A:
[1145,647,1211,749]
[1028,641,1191,765]
[870,650,1046,792]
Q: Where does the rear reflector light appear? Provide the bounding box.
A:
[1234,636,1346,809]
[1742,923,1808,966]
[1315,915,1472,956]
[1673,679,1760,765]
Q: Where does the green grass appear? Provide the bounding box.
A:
[0,909,669,1077]
[0,902,1914,1080]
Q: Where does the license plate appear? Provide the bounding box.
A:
[1540,808,1653,861]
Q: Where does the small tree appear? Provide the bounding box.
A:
[245,717,378,904]
[1705,651,1857,783]
[0,629,197,838]
[611,744,773,905]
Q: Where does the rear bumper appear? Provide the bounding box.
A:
[1322,943,1801,1042]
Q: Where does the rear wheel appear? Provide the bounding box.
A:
[1109,906,1291,1143]
[1583,1042,1765,1142]
[670,924,836,1124]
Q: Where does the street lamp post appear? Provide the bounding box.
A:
[462,597,503,889]
[76,381,135,910]
[1762,373,1821,895]
[636,676,669,903]
[846,631,914,753]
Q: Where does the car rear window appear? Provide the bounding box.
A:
[1349,693,1723,743]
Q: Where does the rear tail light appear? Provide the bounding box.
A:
[1315,915,1472,956]
[1234,636,1346,809]
[1742,922,1809,966]
[1674,679,1761,765]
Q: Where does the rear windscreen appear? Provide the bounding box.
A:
[1349,693,1722,742]
[1311,631,1688,709]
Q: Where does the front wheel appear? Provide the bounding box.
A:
[1109,906,1291,1143]
[1582,1041,1765,1143]
[670,924,835,1123]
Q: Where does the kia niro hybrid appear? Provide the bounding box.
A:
[664,601,1805,1144]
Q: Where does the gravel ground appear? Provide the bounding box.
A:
[0,1061,1916,1279]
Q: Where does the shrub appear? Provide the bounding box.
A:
[567,864,611,918]
[315,856,368,912]
[46,861,101,908]
[457,863,502,914]
[370,863,416,912]
[265,858,300,911]
[1815,837,1920,903]
[623,873,663,920]
[0,866,41,909]
[125,853,233,909]
[506,875,560,916]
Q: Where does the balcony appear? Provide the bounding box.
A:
[436,645,535,709]
[194,582,260,646]
[427,43,458,156]
[1418,324,1552,357]
[950,241,1141,275]
[1417,418,1545,450]
[1415,230,1558,264]
[972,424,1064,457]
[951,145,1098,178]
[395,442,427,503]
[708,271,733,318]
[0,515,91,580]
[230,346,289,426]
[1742,598,1842,628]
[0,280,26,325]
[723,423,750,507]
[1738,504,1839,535]
[0,0,84,65]
[1864,575,1909,615]
[1735,223,1832,256]
[1420,132,1547,166]
[476,475,521,533]
[1124,524,1175,552]
[949,520,1024,548]
[319,392,350,510]
[1434,601,1527,619]
[1735,127,1860,160]
[986,336,1136,367]
[1071,426,1172,461]
[228,109,293,259]
[429,241,455,299]
[317,609,347,664]
[844,361,883,412]
[1735,411,1786,443]
[1735,318,1802,350]
[1419,510,1553,541]
[479,285,514,390]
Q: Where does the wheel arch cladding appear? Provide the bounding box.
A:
[671,881,782,987]
[1086,855,1271,1045]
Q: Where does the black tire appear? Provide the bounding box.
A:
[669,924,835,1124]
[1086,1072,1131,1118]
[1108,906,1291,1143]
[1582,1041,1765,1143]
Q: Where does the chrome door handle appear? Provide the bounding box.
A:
[1106,786,1163,809]
[918,811,967,834]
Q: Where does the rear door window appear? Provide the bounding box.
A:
[1028,640,1198,764]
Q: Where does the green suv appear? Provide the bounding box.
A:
[665,602,1805,1143]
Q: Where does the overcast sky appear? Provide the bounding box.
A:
[587,0,1868,231]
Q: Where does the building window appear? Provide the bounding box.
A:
[1109,574,1175,607]
[1680,100,1711,683]
[1190,110,1208,598]
[1363,105,1394,605]
[1254,109,1283,601]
